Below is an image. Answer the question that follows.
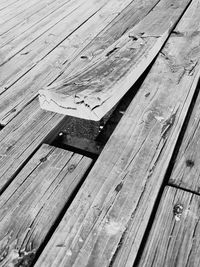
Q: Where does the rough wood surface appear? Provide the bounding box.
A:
[0,0,71,46]
[0,96,107,193]
[0,0,36,24]
[138,186,200,267]
[39,0,192,121]
[168,87,200,193]
[0,0,160,125]
[0,0,96,67]
[0,99,65,191]
[0,0,23,11]
[0,144,92,266]
[34,1,200,266]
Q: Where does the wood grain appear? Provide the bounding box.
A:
[39,0,192,121]
[0,0,71,44]
[0,144,92,266]
[0,0,23,12]
[33,1,200,266]
[0,99,65,191]
[0,0,36,22]
[0,0,92,65]
[168,86,200,193]
[138,186,200,267]
[0,0,160,125]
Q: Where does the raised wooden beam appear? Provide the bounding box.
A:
[33,1,200,266]
[0,144,92,266]
[168,86,200,193]
[39,0,192,121]
[0,0,160,125]
[138,186,200,266]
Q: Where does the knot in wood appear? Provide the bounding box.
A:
[186,159,194,168]
[68,164,76,173]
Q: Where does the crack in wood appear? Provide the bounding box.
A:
[161,110,178,140]
[0,232,36,267]
[106,47,119,57]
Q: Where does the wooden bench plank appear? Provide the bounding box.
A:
[0,144,92,266]
[39,0,192,121]
[138,186,200,267]
[32,1,200,266]
[0,0,160,125]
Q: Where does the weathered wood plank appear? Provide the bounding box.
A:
[0,0,90,63]
[168,85,200,192]
[0,0,79,67]
[138,186,200,267]
[0,0,21,11]
[0,0,70,40]
[33,1,200,266]
[0,97,105,191]
[39,0,192,121]
[0,0,133,85]
[0,0,160,125]
[58,0,161,78]
[0,144,92,266]
[0,99,65,191]
[0,0,40,24]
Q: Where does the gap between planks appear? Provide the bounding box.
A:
[137,186,200,267]
[32,1,200,266]
[38,0,192,121]
[0,0,161,125]
[0,144,93,266]
[168,80,200,194]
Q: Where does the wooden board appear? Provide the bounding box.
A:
[0,0,71,42]
[0,0,23,12]
[0,97,108,192]
[0,99,65,191]
[0,144,92,266]
[33,1,200,266]
[0,0,39,24]
[168,87,200,193]
[0,0,91,64]
[0,0,160,125]
[138,186,200,267]
[38,0,192,121]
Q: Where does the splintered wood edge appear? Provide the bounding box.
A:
[38,24,173,121]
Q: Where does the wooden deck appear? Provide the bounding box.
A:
[0,0,200,266]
